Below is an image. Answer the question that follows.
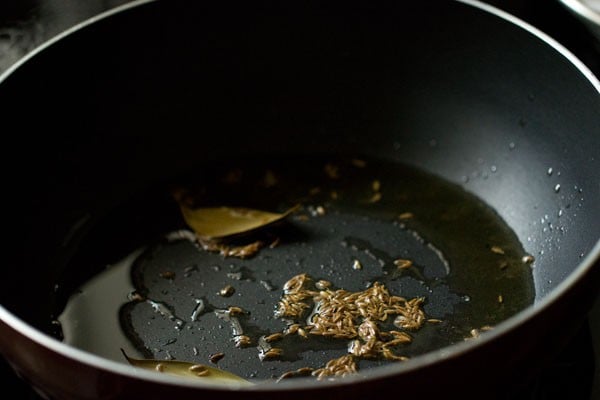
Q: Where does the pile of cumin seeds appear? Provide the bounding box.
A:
[274,273,432,379]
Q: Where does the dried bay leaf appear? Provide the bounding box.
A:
[121,350,252,385]
[180,204,299,239]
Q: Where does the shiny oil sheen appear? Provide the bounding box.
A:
[57,155,535,381]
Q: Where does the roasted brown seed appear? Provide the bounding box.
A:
[315,280,331,290]
[227,306,244,316]
[269,237,281,248]
[297,328,307,338]
[128,291,145,301]
[219,285,235,297]
[200,239,264,259]
[285,324,300,335]
[260,348,283,361]
[312,355,358,380]
[264,333,284,343]
[382,348,408,361]
[389,330,412,343]
[234,335,252,348]
[283,273,309,294]
[490,246,505,254]
[522,254,535,264]
[277,371,295,381]
[209,352,225,363]
[223,241,263,259]
[296,367,314,375]
[159,271,176,279]
[275,273,428,369]
[393,259,413,269]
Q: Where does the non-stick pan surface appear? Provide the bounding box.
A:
[53,153,537,381]
[0,0,598,399]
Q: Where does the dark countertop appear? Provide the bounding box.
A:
[0,1,599,399]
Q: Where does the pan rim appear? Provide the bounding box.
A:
[1,234,599,392]
[0,0,599,393]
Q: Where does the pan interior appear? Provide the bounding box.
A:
[55,153,535,382]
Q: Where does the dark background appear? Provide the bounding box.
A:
[0,0,599,398]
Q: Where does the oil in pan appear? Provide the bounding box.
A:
[56,154,535,382]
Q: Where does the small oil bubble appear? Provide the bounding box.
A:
[508,142,516,150]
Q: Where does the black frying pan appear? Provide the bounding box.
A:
[0,1,598,399]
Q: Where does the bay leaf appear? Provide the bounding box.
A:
[121,349,252,385]
[180,204,299,239]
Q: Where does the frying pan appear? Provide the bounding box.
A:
[0,0,599,399]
